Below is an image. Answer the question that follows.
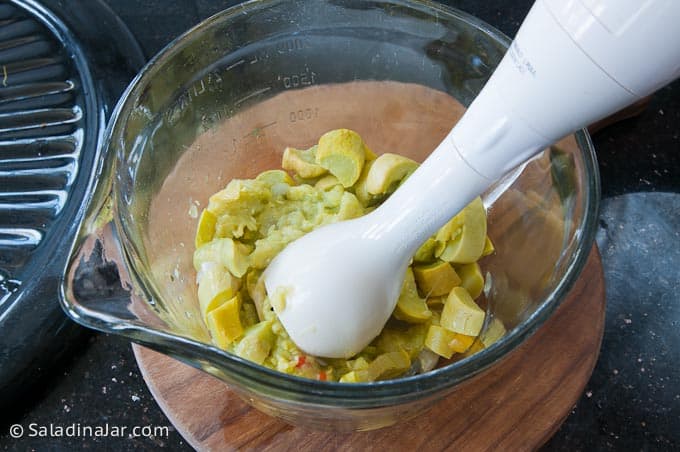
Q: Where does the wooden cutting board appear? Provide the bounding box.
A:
[134,246,604,451]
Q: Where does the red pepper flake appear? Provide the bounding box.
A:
[295,355,307,368]
[318,371,327,381]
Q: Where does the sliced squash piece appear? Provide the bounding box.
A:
[314,174,342,191]
[480,317,507,347]
[424,329,476,355]
[255,169,295,186]
[351,158,376,206]
[375,323,427,359]
[367,349,411,380]
[481,236,495,257]
[448,332,476,353]
[207,179,269,216]
[393,268,431,323]
[455,262,485,300]
[365,153,418,195]
[425,325,457,359]
[315,129,366,187]
[413,237,437,264]
[195,209,217,248]
[282,145,327,178]
[335,192,365,221]
[413,260,461,297]
[416,348,440,373]
[339,350,410,382]
[193,237,250,277]
[440,286,485,336]
[462,340,485,357]
[246,271,266,321]
[240,300,259,329]
[339,371,360,383]
[435,197,487,263]
[234,320,275,365]
[205,294,244,348]
[197,262,240,319]
[364,144,378,162]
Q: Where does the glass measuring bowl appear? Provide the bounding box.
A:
[60,0,599,431]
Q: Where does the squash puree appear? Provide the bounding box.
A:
[194,129,503,382]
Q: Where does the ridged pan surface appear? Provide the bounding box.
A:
[0,1,89,305]
[0,0,144,409]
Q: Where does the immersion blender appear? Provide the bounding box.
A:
[264,0,680,358]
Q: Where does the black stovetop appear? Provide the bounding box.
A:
[2,1,679,450]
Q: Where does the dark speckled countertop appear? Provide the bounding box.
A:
[1,1,678,450]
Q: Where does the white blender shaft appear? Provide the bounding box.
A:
[451,0,680,180]
[264,0,680,359]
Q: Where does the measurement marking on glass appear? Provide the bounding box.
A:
[163,71,223,125]
[243,121,277,139]
[275,38,309,54]
[278,70,317,89]
[289,107,319,122]
[226,59,245,71]
[235,87,272,106]
[247,37,311,65]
